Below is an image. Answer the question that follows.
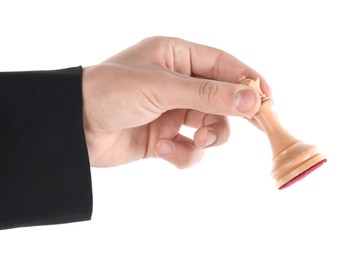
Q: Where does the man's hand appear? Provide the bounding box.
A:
[82,36,270,168]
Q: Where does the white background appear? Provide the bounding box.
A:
[1,0,360,259]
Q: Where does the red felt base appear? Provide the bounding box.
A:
[279,159,327,190]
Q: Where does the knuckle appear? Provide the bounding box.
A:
[176,158,200,169]
[175,148,204,169]
[142,35,164,43]
[198,80,220,106]
[141,36,168,50]
[142,36,184,50]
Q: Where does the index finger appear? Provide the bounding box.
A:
[168,38,271,97]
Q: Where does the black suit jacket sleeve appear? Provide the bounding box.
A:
[0,67,93,230]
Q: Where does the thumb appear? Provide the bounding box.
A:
[161,76,261,118]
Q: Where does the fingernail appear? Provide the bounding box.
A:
[205,131,217,147]
[234,90,257,113]
[158,141,173,156]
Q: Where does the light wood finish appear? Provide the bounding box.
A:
[240,78,326,189]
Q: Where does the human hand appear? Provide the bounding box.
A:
[82,36,271,168]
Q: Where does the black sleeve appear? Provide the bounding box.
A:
[0,67,93,230]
